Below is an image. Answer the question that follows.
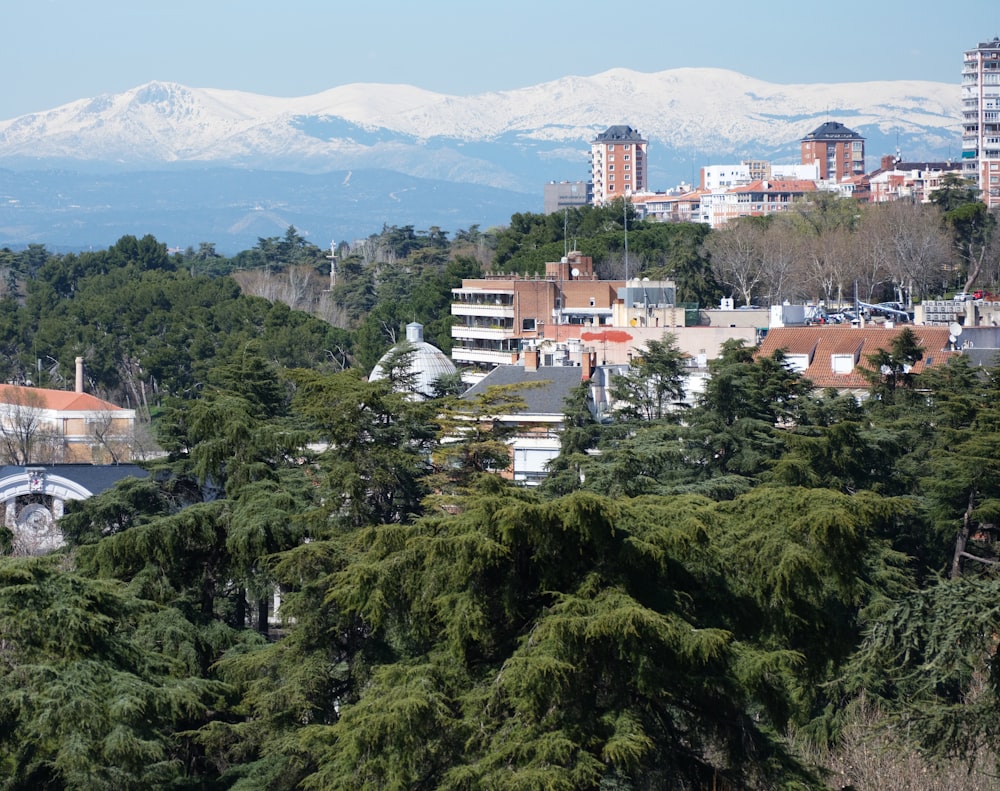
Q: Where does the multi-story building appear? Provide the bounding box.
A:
[450,252,622,377]
[801,121,866,181]
[700,179,817,228]
[962,37,1000,208]
[590,125,647,205]
[544,181,593,214]
[868,155,964,203]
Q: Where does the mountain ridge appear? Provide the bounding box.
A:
[0,68,962,184]
[0,68,964,252]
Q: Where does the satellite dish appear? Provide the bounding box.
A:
[571,268,580,277]
[949,322,963,337]
[949,334,957,344]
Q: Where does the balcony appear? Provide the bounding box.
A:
[451,347,520,366]
[451,303,515,319]
[451,325,516,341]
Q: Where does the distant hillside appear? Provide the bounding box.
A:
[0,167,533,254]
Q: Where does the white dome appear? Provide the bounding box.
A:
[369,322,457,399]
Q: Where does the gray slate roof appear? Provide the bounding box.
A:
[461,366,585,416]
[801,121,863,141]
[0,464,148,495]
[592,125,645,143]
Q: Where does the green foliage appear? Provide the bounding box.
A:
[608,335,688,421]
[839,575,1000,764]
[0,555,228,790]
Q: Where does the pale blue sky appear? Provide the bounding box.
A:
[3,0,997,120]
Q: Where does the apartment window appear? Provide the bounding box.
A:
[589,297,596,307]
[522,318,536,331]
[624,165,630,171]
[609,165,615,171]
[624,144,631,150]
[607,144,615,150]
[624,155,630,161]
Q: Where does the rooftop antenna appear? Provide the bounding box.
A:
[563,209,568,259]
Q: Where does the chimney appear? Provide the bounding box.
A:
[581,350,596,381]
[75,356,84,393]
[523,348,539,372]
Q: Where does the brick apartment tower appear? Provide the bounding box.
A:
[800,121,865,181]
[962,36,1000,208]
[590,125,647,205]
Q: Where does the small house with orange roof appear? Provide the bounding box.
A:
[757,325,957,397]
[0,357,136,465]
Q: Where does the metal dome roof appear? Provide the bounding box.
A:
[369,322,457,399]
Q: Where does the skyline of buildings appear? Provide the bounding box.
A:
[548,36,997,221]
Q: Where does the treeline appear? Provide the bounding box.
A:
[1,186,996,413]
[1,189,1000,787]
[4,328,1000,788]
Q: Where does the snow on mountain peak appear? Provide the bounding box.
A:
[0,68,961,186]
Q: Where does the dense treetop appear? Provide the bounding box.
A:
[1,193,1000,788]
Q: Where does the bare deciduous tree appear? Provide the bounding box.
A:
[0,388,61,464]
[875,200,952,304]
[702,218,766,306]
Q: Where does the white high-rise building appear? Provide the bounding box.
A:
[962,36,1000,208]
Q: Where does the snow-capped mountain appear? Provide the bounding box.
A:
[0,68,961,189]
[0,68,963,252]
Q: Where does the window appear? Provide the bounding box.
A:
[624,144,631,150]
[831,354,855,374]
[624,155,630,161]
[609,165,615,171]
[522,318,536,331]
[607,144,615,151]
[624,165,630,171]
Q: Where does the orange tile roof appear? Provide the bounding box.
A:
[732,179,818,193]
[757,325,957,389]
[0,384,124,411]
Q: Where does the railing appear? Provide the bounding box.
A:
[451,326,515,340]
[450,348,519,365]
[451,304,514,318]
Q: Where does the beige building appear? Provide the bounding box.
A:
[0,372,136,465]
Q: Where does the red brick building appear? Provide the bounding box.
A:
[801,121,866,181]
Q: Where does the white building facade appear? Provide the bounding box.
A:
[962,36,1000,208]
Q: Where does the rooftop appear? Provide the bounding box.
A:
[0,384,125,412]
[758,326,956,390]
[802,121,864,142]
